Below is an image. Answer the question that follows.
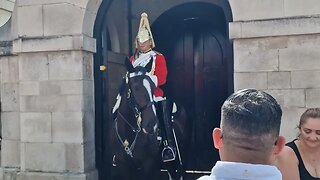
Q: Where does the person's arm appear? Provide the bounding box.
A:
[276,146,300,180]
[154,54,167,87]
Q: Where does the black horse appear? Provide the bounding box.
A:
[110,59,190,180]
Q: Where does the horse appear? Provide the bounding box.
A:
[109,58,190,180]
[109,59,160,180]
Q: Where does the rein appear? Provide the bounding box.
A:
[114,113,140,158]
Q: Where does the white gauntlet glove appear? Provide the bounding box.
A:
[149,75,158,87]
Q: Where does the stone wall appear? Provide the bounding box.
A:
[0,0,100,179]
[1,0,320,179]
[229,0,320,140]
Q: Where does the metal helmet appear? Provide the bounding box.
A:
[136,12,155,48]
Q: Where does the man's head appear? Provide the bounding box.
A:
[136,13,155,53]
[213,89,285,164]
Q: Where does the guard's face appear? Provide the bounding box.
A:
[138,39,152,53]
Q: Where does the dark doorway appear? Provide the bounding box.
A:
[94,1,233,179]
[153,2,233,172]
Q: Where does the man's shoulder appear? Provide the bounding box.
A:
[197,175,214,180]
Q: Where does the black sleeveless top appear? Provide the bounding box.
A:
[286,140,320,180]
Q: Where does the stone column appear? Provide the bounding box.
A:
[229,0,320,140]
[0,0,98,179]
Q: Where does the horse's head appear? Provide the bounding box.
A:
[117,58,158,134]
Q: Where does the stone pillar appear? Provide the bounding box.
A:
[0,0,98,179]
[229,0,320,140]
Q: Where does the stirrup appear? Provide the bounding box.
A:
[162,146,176,162]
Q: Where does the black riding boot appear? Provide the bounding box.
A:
[157,100,176,162]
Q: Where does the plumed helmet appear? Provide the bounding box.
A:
[136,12,155,48]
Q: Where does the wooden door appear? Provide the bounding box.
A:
[156,19,229,171]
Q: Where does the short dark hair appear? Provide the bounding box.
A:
[298,108,320,129]
[221,89,282,150]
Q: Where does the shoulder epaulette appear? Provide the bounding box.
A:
[155,51,163,55]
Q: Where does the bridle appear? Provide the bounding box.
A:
[113,72,156,158]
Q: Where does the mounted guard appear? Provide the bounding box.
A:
[129,12,176,162]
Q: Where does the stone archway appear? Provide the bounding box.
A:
[89,0,233,179]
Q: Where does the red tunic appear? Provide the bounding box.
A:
[130,52,167,97]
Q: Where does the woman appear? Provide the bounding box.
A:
[276,108,320,180]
